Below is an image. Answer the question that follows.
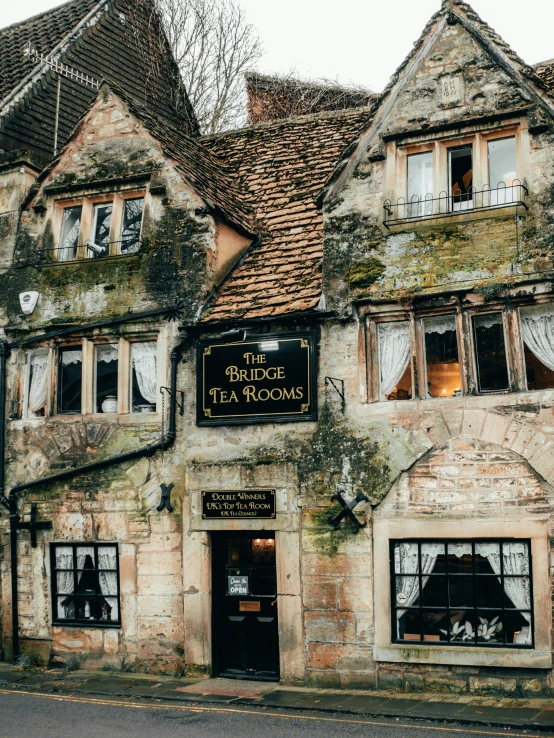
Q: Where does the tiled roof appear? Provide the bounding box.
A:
[200,108,371,321]
[128,96,254,234]
[0,0,101,103]
[533,59,554,94]
[28,82,253,235]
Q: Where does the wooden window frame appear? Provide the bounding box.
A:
[366,302,530,403]
[20,336,160,419]
[50,542,121,629]
[390,538,534,650]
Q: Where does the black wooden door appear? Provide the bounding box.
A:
[212,533,279,681]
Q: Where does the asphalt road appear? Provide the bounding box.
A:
[0,689,548,738]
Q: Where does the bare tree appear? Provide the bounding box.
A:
[150,0,262,134]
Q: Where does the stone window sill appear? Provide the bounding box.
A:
[374,645,552,669]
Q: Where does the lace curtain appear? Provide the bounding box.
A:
[378,322,410,396]
[395,542,532,643]
[395,543,440,623]
[520,305,554,372]
[96,344,118,363]
[62,350,82,366]
[27,349,48,416]
[132,342,157,404]
[423,316,456,335]
[98,546,119,621]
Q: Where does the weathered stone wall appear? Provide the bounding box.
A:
[4,89,218,331]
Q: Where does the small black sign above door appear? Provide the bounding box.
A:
[197,332,317,426]
[228,576,249,596]
[202,490,276,519]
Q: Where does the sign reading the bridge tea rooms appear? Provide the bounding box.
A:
[197,332,317,425]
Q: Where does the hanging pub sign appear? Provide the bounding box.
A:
[197,332,317,426]
[202,490,276,519]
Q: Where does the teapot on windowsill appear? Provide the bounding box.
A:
[101,395,117,413]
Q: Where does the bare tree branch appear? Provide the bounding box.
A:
[134,0,263,134]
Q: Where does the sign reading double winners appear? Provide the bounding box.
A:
[197,332,317,425]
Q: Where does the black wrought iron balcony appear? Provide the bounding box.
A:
[383,181,528,227]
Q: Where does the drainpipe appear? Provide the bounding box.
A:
[2,333,188,660]
[0,340,6,508]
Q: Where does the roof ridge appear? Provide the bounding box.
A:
[200,105,375,141]
[0,0,110,115]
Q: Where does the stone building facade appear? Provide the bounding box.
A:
[1,0,554,696]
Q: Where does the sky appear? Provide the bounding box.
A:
[2,0,554,93]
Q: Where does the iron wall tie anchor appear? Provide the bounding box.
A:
[156,483,175,512]
[329,490,369,533]
[17,502,52,547]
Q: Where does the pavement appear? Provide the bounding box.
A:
[0,664,553,732]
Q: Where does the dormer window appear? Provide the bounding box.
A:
[385,128,526,225]
[54,193,144,261]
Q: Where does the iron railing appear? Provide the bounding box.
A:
[384,181,528,226]
[22,238,143,266]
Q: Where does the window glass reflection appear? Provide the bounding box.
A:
[488,137,517,205]
[473,314,509,392]
[407,152,433,218]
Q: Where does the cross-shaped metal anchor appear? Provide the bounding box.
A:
[156,483,175,513]
[17,503,52,548]
[329,490,369,533]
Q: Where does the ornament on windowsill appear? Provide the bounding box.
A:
[102,395,117,413]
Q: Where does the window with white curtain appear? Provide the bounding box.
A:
[392,540,533,647]
[378,322,411,401]
[131,342,158,412]
[95,344,119,413]
[407,152,433,218]
[26,348,49,417]
[51,543,120,626]
[520,304,554,391]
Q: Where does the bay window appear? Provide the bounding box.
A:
[385,127,525,224]
[391,540,533,648]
